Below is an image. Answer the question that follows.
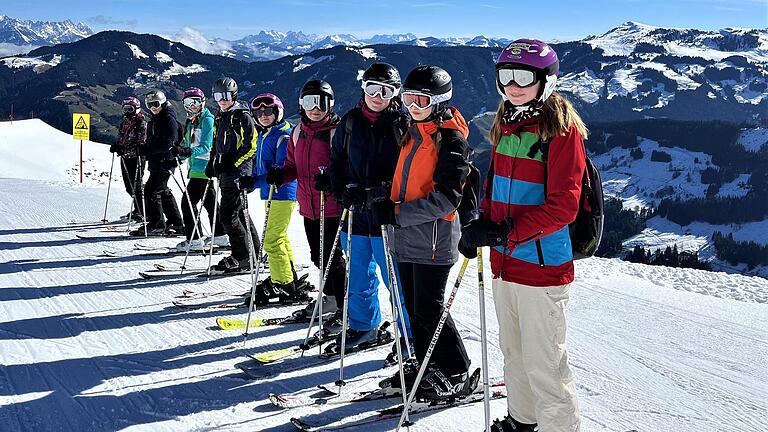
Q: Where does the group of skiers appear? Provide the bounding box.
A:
[108,38,586,432]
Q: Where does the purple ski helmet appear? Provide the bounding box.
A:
[495,39,559,103]
[121,96,141,115]
[250,93,285,124]
[122,96,141,108]
[182,87,205,100]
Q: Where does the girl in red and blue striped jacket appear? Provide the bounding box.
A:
[459,39,588,432]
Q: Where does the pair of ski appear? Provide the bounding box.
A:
[170,273,313,309]
[285,369,507,431]
[139,264,265,281]
[214,306,329,330]
[236,322,394,380]
[102,242,226,258]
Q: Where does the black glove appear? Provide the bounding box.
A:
[171,145,192,158]
[160,159,178,171]
[458,238,478,259]
[214,154,234,175]
[136,145,148,156]
[109,143,122,155]
[459,217,514,250]
[237,175,257,190]
[365,184,390,208]
[265,166,284,186]
[342,185,367,210]
[371,199,398,227]
[205,159,217,178]
[313,171,331,192]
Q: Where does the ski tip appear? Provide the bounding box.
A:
[138,272,152,279]
[290,417,312,431]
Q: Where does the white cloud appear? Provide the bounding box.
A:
[0,43,40,57]
[163,27,232,55]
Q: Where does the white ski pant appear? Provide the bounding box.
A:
[492,278,580,432]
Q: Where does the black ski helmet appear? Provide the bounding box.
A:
[403,65,453,119]
[362,63,401,89]
[212,77,238,101]
[403,65,452,98]
[301,79,334,100]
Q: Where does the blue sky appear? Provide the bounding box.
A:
[1,0,765,40]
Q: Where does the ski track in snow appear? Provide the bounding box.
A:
[0,178,766,432]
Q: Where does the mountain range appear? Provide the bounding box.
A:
[0,20,766,274]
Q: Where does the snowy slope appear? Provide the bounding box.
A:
[0,122,766,432]
[0,119,114,184]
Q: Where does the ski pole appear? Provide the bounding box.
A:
[477,247,491,432]
[380,224,410,421]
[395,257,471,432]
[122,157,139,232]
[299,208,347,354]
[318,166,326,354]
[174,156,201,236]
[139,156,148,238]
[102,153,115,223]
[379,223,412,359]
[243,184,275,343]
[206,177,219,277]
[335,192,355,393]
[180,180,211,274]
[169,172,189,235]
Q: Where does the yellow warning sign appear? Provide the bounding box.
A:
[72,113,90,140]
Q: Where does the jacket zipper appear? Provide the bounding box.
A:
[535,239,545,268]
[431,219,438,261]
[306,129,317,219]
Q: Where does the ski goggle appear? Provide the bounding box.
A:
[299,94,332,112]
[213,91,234,102]
[401,90,452,110]
[122,104,137,114]
[251,95,276,110]
[254,107,276,117]
[361,80,398,100]
[183,97,204,109]
[497,68,539,88]
[146,100,162,108]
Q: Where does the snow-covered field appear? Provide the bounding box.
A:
[1,120,767,432]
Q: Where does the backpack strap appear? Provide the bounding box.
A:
[290,125,300,147]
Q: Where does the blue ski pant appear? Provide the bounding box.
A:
[340,233,412,337]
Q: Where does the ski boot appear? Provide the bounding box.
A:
[277,281,312,305]
[175,238,205,252]
[379,357,420,392]
[163,224,183,236]
[491,414,538,432]
[416,367,480,402]
[290,295,338,322]
[129,225,165,237]
[212,255,248,273]
[384,336,414,366]
[205,234,231,249]
[321,322,393,358]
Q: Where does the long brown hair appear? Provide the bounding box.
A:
[488,92,588,145]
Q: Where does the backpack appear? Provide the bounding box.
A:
[538,138,605,259]
[431,128,481,226]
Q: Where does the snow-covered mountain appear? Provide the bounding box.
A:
[585,21,768,63]
[0,117,766,431]
[0,15,92,45]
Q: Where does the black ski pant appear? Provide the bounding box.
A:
[145,168,183,230]
[120,157,144,217]
[398,262,470,376]
[303,216,347,309]
[181,178,225,240]
[219,175,260,261]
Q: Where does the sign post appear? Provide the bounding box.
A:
[72,113,90,183]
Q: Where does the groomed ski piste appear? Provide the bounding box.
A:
[1,119,766,431]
